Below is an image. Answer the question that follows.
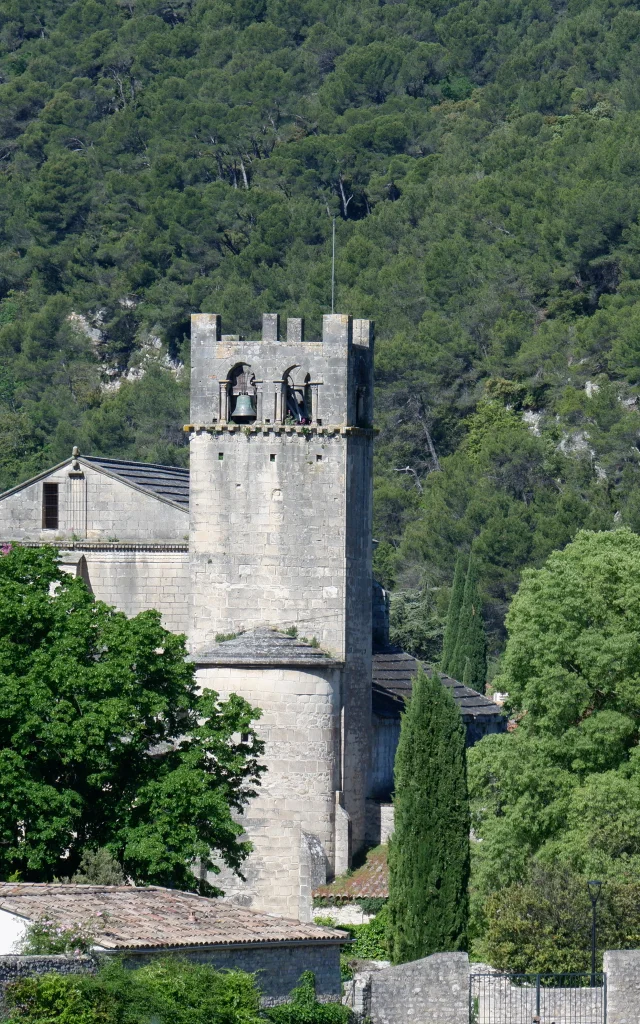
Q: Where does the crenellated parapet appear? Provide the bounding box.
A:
[189,312,373,430]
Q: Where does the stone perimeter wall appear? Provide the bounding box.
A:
[5,949,640,1020]
[0,956,97,1011]
[345,950,640,1024]
[344,952,470,1024]
[605,949,640,1024]
[0,945,341,1009]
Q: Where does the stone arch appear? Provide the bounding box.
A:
[227,362,257,423]
[280,364,310,424]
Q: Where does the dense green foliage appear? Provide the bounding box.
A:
[440,552,466,674]
[387,668,469,963]
[5,0,640,653]
[5,958,264,1024]
[314,912,388,983]
[442,552,487,689]
[477,867,640,973]
[0,544,264,888]
[265,972,353,1024]
[66,847,126,885]
[5,962,352,1024]
[469,528,640,958]
[17,918,97,956]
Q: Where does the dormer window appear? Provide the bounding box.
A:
[42,483,59,529]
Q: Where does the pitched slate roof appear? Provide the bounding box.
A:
[372,646,504,724]
[81,457,189,510]
[194,627,343,667]
[0,884,347,950]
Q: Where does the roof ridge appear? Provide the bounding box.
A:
[82,456,189,473]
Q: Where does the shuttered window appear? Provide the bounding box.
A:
[42,483,59,529]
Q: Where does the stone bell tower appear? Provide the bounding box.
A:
[186,312,374,920]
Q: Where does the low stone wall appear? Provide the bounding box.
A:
[344,951,469,1024]
[605,950,640,1024]
[0,955,96,1009]
[124,943,342,1006]
[0,945,341,1010]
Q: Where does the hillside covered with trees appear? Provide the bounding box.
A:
[3,0,640,658]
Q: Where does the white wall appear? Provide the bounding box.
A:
[0,910,29,954]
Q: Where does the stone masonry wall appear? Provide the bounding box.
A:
[365,800,394,846]
[604,950,640,1024]
[82,549,190,635]
[344,952,470,1024]
[127,943,343,1005]
[343,434,372,854]
[198,663,341,922]
[188,428,348,654]
[189,312,373,872]
[0,946,342,1009]
[0,956,97,1009]
[0,463,187,543]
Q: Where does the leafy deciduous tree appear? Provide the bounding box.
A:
[469,528,640,936]
[0,545,264,892]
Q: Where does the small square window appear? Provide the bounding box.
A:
[316,454,322,462]
[42,483,59,530]
[270,454,276,462]
[218,452,224,461]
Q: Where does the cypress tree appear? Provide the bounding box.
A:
[449,554,487,691]
[441,553,468,673]
[387,668,470,964]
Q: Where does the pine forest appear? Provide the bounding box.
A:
[3,0,640,664]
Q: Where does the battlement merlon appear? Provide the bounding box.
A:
[190,313,374,427]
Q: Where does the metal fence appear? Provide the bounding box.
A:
[470,972,606,1024]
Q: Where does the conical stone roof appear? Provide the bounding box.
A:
[193,627,343,667]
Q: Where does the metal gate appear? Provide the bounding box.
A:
[470,972,606,1024]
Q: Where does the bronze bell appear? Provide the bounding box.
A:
[231,393,255,422]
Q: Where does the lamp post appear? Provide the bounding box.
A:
[587,880,602,986]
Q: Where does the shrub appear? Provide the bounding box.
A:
[264,972,353,1024]
[5,957,262,1024]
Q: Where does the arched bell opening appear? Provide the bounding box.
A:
[303,374,313,423]
[282,365,310,425]
[228,363,257,423]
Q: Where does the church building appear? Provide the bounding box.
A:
[0,312,504,922]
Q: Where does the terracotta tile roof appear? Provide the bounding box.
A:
[314,848,388,901]
[0,884,348,949]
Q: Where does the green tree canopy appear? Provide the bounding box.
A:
[469,528,640,939]
[477,867,640,973]
[387,668,469,963]
[5,0,640,660]
[440,552,467,674]
[443,552,486,690]
[0,545,264,890]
